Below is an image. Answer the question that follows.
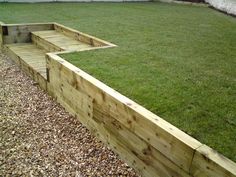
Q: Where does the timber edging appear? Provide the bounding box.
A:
[1,22,236,177]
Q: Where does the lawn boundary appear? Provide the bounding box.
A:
[1,22,236,177]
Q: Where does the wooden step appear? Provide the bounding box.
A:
[31,30,93,52]
[5,43,47,79]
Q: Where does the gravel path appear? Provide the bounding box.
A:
[0,51,139,177]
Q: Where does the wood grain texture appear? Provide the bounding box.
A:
[6,43,47,78]
[46,54,199,173]
[32,33,62,52]
[3,45,47,91]
[46,53,192,177]
[1,23,54,44]
[0,25,2,45]
[2,22,236,177]
[190,145,236,177]
[46,53,236,177]
[32,30,92,52]
[54,23,116,48]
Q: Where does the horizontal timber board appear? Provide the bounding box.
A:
[190,145,236,177]
[3,46,47,90]
[1,22,235,177]
[46,52,236,177]
[32,34,63,52]
[49,57,192,177]
[54,23,116,48]
[46,53,200,171]
[0,23,54,44]
[46,53,192,177]
[32,30,92,52]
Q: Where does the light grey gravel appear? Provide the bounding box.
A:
[0,51,139,177]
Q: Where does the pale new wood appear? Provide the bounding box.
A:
[3,45,47,90]
[46,52,236,177]
[1,23,54,44]
[53,45,113,54]
[2,22,236,177]
[6,43,47,79]
[190,145,236,177]
[46,54,191,177]
[46,53,202,172]
[32,30,92,52]
[32,33,62,52]
[54,23,116,47]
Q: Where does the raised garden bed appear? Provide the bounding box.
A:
[1,22,236,177]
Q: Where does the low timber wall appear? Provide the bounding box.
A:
[1,22,236,177]
[45,52,236,177]
[47,52,198,177]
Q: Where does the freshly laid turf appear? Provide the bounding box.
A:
[0,2,235,162]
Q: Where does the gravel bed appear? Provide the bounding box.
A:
[0,51,139,177]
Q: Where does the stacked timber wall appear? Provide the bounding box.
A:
[1,22,236,177]
[46,52,236,177]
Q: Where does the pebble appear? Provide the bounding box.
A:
[0,51,139,177]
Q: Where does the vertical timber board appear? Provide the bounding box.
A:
[46,53,203,173]
[2,23,54,44]
[46,53,191,177]
[190,145,236,177]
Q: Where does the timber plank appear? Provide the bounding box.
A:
[3,22,235,177]
[32,30,92,52]
[46,53,202,173]
[54,23,116,47]
[47,57,191,177]
[4,46,47,90]
[46,53,236,177]
[6,43,46,80]
[190,145,236,177]
[1,23,54,44]
[32,34,62,52]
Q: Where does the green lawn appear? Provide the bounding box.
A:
[0,2,235,162]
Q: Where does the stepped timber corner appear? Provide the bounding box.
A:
[0,22,236,177]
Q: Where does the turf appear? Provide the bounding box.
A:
[0,2,235,162]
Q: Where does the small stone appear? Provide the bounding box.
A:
[0,51,139,177]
